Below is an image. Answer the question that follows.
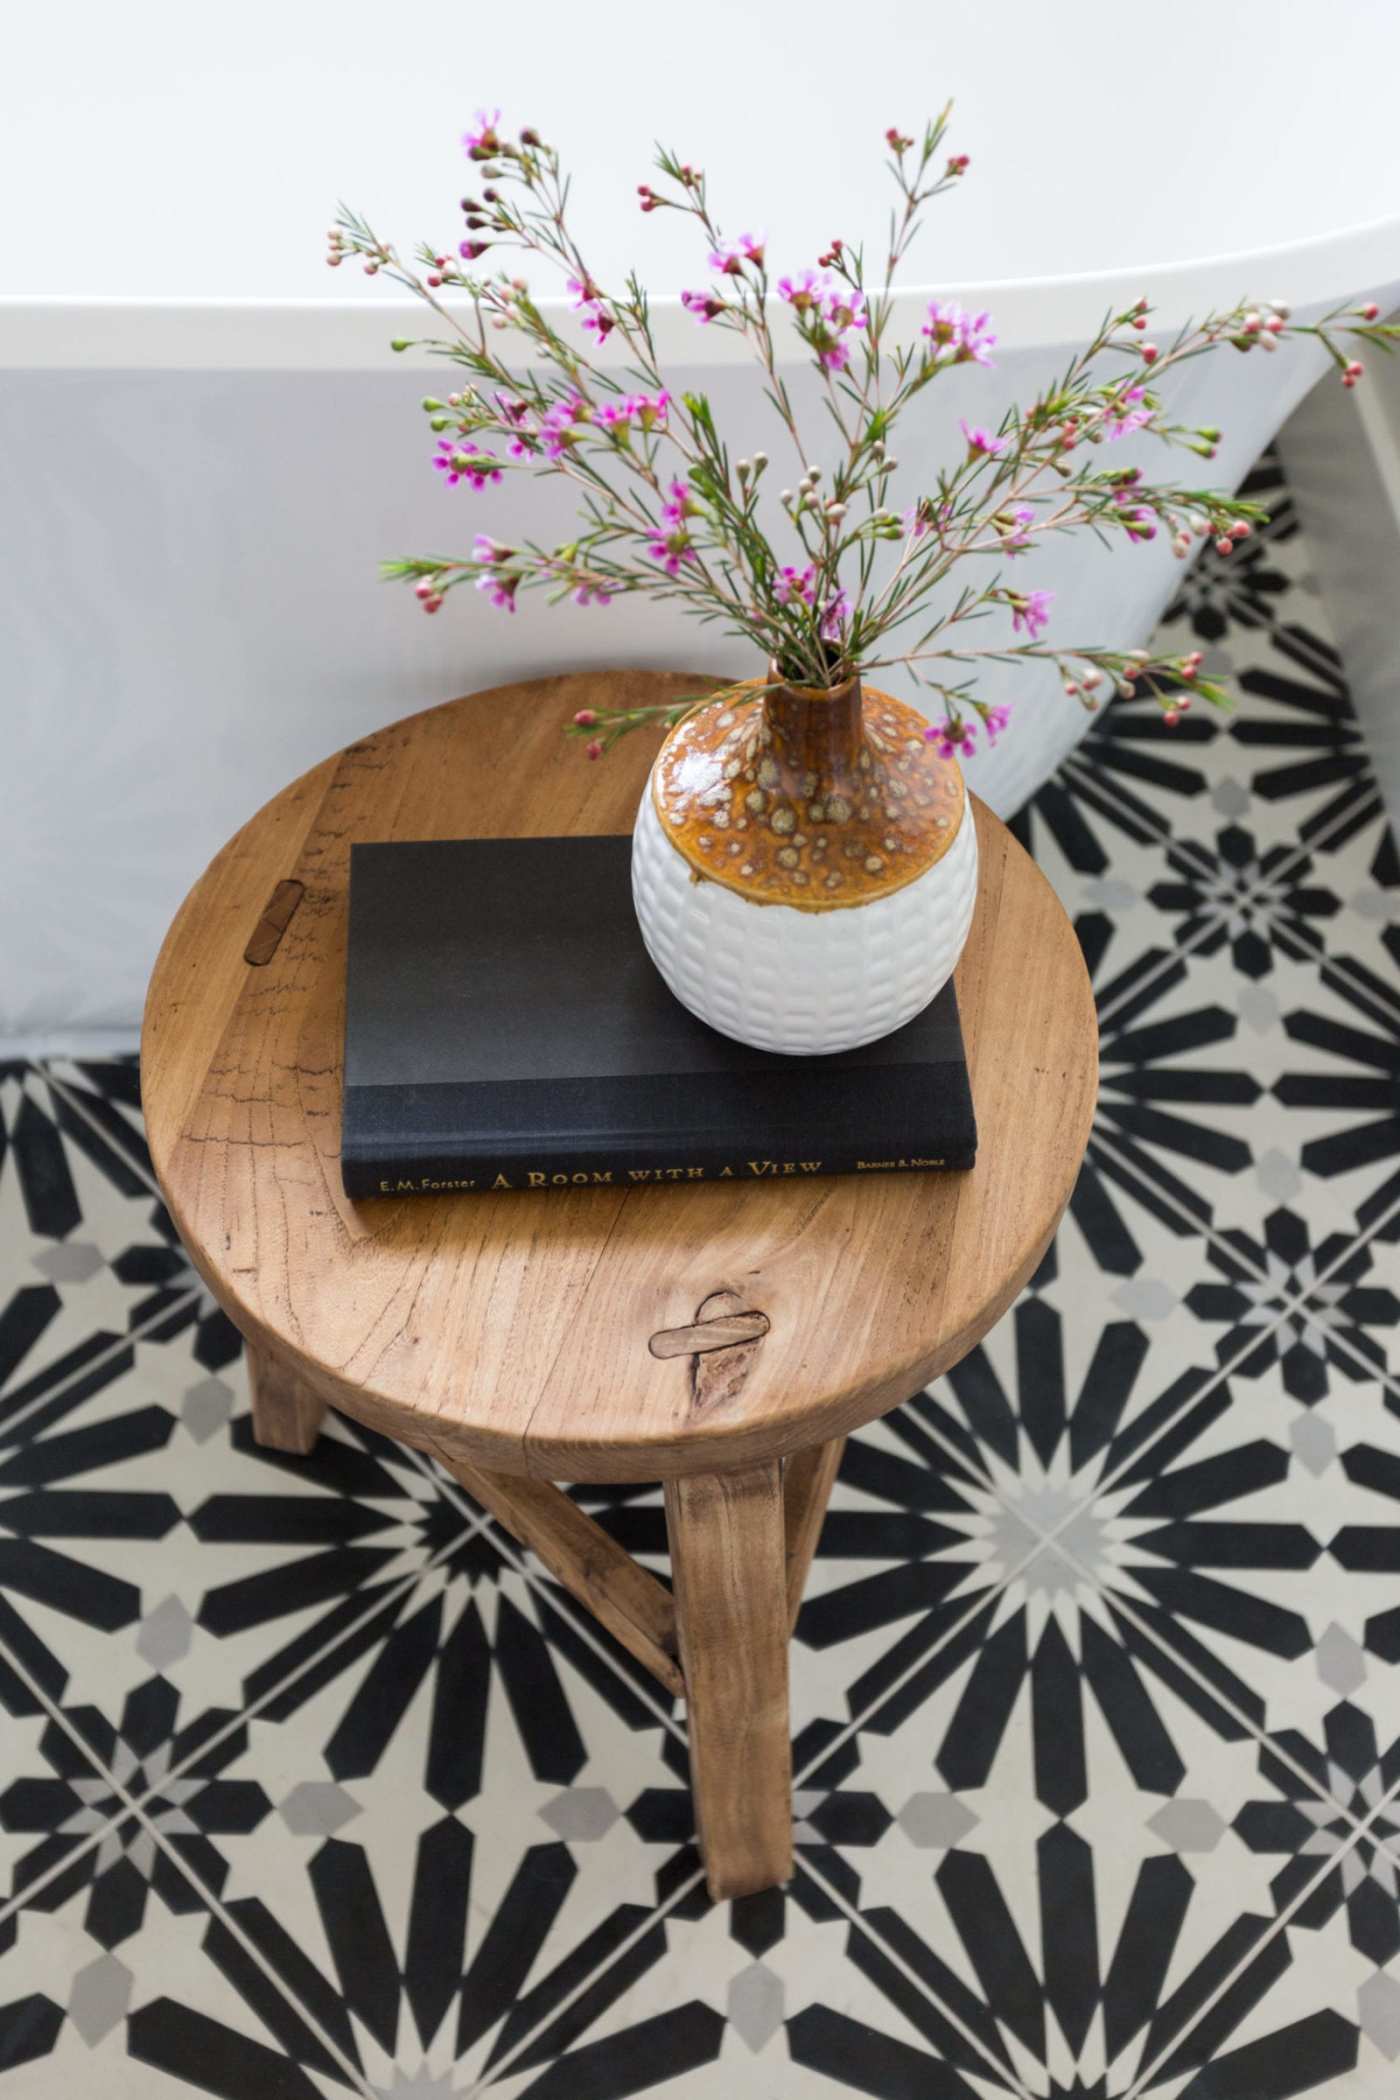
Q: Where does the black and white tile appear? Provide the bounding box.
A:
[3,450,1399,2095]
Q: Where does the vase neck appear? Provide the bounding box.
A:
[763,666,864,781]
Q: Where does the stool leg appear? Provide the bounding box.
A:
[784,1435,846,1632]
[246,1341,327,1455]
[664,1461,792,1900]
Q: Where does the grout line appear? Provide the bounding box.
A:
[0,1622,382,2100]
[0,1806,138,1936]
[462,1862,708,2099]
[829,1295,1340,1759]
[1086,1112,1400,1307]
[794,1849,1039,2100]
[790,1521,1051,1791]
[1034,1528,1375,1837]
[1089,755,1387,1036]
[115,1534,490,1803]
[0,1285,206,1447]
[1121,1767,1400,2100]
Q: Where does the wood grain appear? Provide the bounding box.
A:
[665,1463,792,1899]
[783,1436,846,1630]
[141,669,1098,1483]
[246,1340,327,1455]
[433,1449,684,1699]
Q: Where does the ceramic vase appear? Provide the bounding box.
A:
[631,665,979,1055]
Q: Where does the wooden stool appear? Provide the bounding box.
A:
[141,670,1097,1901]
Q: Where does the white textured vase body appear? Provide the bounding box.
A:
[633,785,978,1055]
[631,671,980,1056]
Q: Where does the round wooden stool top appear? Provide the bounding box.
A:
[142,670,1098,1484]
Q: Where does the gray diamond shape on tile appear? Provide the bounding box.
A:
[135,1595,194,1671]
[1256,1147,1303,1204]
[33,1241,105,1284]
[1359,1970,1400,2060]
[182,1375,235,1442]
[1210,777,1251,818]
[1147,1799,1228,1853]
[899,1793,980,1849]
[1237,984,1281,1036]
[68,1953,133,2046]
[279,1781,361,1836]
[728,1961,784,2053]
[1290,1412,1337,1476]
[1315,1622,1368,1698]
[540,1786,620,1842]
[1111,1277,1177,1321]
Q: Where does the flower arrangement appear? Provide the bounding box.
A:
[330,108,1394,761]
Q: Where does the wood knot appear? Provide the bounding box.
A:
[649,1290,769,1416]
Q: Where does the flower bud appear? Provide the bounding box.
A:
[573,709,598,727]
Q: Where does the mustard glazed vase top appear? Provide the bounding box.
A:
[631,666,980,1056]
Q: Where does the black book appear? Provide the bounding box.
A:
[341,836,977,1197]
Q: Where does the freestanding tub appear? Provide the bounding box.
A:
[5,0,1400,1045]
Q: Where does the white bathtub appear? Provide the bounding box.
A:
[5,0,1400,1045]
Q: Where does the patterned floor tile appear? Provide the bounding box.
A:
[3,447,1399,2095]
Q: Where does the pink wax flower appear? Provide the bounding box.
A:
[494,394,537,456]
[1102,386,1153,441]
[565,277,614,342]
[922,300,996,366]
[648,530,696,576]
[903,497,947,541]
[433,437,502,489]
[709,231,766,274]
[825,287,868,334]
[630,390,670,431]
[539,395,588,457]
[1010,588,1054,639]
[819,589,850,642]
[960,421,1006,458]
[662,477,696,524]
[983,704,1011,745]
[573,581,616,606]
[595,399,634,433]
[463,110,503,159]
[777,268,833,314]
[475,570,519,611]
[472,534,513,564]
[998,504,1035,554]
[773,564,817,607]
[681,287,728,325]
[924,715,977,760]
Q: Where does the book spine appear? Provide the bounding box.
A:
[342,1143,976,1199]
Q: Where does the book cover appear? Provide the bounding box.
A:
[341,836,976,1197]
